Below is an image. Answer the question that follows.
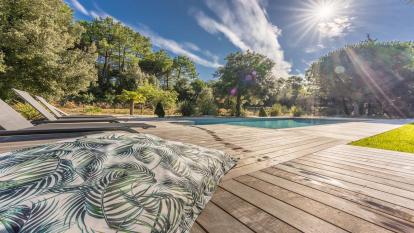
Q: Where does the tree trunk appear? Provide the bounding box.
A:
[129,100,134,115]
[342,98,350,115]
[236,93,242,117]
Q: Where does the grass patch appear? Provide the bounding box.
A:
[350,123,414,153]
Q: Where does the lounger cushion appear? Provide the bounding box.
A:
[0,133,236,232]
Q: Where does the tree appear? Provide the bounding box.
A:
[0,0,97,100]
[171,56,198,86]
[139,50,173,88]
[79,17,152,98]
[307,41,414,117]
[136,82,177,109]
[118,90,146,115]
[214,51,277,116]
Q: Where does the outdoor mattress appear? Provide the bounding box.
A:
[0,133,236,233]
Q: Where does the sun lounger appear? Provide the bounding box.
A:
[0,98,154,136]
[13,89,120,123]
[35,95,112,118]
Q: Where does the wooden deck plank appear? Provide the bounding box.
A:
[211,188,300,233]
[224,139,344,180]
[320,148,414,167]
[294,157,414,192]
[278,161,414,209]
[312,152,414,178]
[220,179,348,233]
[251,170,414,233]
[191,223,207,233]
[302,155,414,185]
[262,167,414,222]
[196,202,254,233]
[236,175,393,233]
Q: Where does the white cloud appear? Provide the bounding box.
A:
[317,16,353,38]
[135,25,222,69]
[67,2,221,69]
[69,0,89,16]
[194,0,291,77]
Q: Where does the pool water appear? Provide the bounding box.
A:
[191,118,348,129]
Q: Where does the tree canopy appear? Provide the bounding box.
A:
[307,40,414,117]
[214,51,278,116]
[0,0,97,100]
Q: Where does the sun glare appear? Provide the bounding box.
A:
[315,4,336,20]
[290,0,353,43]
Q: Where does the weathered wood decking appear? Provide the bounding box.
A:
[1,119,414,233]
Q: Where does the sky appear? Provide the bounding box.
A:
[67,0,414,80]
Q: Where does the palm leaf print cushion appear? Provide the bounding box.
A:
[0,133,236,233]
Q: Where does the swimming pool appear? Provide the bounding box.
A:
[191,118,349,129]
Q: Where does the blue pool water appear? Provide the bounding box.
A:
[191,118,348,129]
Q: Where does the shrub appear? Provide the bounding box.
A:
[84,106,102,114]
[281,105,290,114]
[196,88,217,115]
[291,106,304,117]
[13,102,42,120]
[154,102,165,118]
[270,104,282,116]
[63,101,77,109]
[180,101,196,116]
[259,107,268,117]
[217,108,229,116]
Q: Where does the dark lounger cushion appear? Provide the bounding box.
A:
[0,133,236,232]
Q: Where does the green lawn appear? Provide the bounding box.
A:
[350,123,414,153]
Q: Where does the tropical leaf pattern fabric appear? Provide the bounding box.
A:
[0,133,236,233]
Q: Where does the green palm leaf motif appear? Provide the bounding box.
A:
[0,133,236,232]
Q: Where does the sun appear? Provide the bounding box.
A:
[313,2,338,21]
[288,0,353,43]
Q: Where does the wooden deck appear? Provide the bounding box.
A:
[1,119,414,233]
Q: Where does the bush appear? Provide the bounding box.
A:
[259,107,268,117]
[13,102,42,120]
[291,106,304,117]
[154,102,165,118]
[270,104,282,116]
[63,101,77,109]
[84,106,102,114]
[217,108,229,116]
[196,88,217,115]
[180,101,196,116]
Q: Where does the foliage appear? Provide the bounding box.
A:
[75,92,96,105]
[84,106,102,114]
[290,106,304,117]
[180,101,196,116]
[171,56,198,85]
[259,107,268,117]
[214,51,277,116]
[154,102,165,118]
[0,51,5,73]
[217,108,229,116]
[117,90,146,115]
[0,0,97,100]
[118,90,146,104]
[196,87,217,115]
[136,83,177,109]
[306,40,414,117]
[79,17,151,98]
[13,102,42,120]
[351,123,414,153]
[270,104,283,116]
[139,50,173,87]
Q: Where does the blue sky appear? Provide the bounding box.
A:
[67,0,414,80]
